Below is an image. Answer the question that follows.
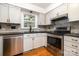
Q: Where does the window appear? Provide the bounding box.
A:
[21,13,37,28]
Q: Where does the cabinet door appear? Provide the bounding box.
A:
[34,33,47,48]
[0,36,3,56]
[0,3,9,22]
[38,13,45,25]
[58,4,68,15]
[42,36,47,47]
[68,3,79,22]
[24,35,33,52]
[9,5,21,23]
[46,12,52,25]
[34,37,41,48]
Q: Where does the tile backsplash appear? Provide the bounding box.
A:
[70,21,79,33]
[0,24,20,31]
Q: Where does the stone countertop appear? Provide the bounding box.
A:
[64,33,79,37]
[0,30,62,35]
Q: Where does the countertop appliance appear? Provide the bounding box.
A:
[3,34,23,56]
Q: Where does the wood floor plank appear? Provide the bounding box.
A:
[18,47,54,56]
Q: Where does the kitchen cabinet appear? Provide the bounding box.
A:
[57,3,68,15]
[0,4,9,22]
[45,12,52,25]
[68,3,79,22]
[23,33,47,52]
[34,33,47,48]
[0,3,21,23]
[24,34,33,52]
[45,3,68,25]
[38,13,46,25]
[9,5,21,23]
[0,36,3,56]
[64,35,79,56]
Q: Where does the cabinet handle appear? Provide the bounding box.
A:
[7,19,10,22]
[75,52,78,54]
[72,45,78,48]
[72,39,78,41]
[72,51,78,54]
[75,40,78,41]
[32,38,34,40]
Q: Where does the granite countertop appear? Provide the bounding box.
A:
[64,33,79,37]
[0,30,61,35]
[0,30,47,35]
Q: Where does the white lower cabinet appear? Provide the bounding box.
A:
[24,34,33,52]
[23,33,47,52]
[0,36,3,56]
[64,36,79,56]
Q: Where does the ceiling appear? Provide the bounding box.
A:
[10,3,62,13]
[32,3,52,9]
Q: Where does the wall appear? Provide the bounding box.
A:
[20,8,46,31]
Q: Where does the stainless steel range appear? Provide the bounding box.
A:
[47,27,70,56]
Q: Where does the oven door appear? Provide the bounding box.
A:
[47,36,61,49]
[47,34,64,56]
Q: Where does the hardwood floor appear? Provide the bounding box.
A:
[18,47,54,56]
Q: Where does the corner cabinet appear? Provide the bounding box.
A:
[38,13,46,25]
[0,3,21,24]
[68,4,79,22]
[23,33,47,52]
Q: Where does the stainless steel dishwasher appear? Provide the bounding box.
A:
[3,34,23,56]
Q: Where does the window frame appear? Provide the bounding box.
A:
[21,12,38,29]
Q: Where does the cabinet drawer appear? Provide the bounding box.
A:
[34,42,41,48]
[64,36,79,43]
[64,50,70,56]
[64,46,79,55]
[24,34,36,38]
[64,50,76,56]
[35,33,47,37]
[64,41,79,49]
[71,37,79,43]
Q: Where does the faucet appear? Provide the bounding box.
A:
[29,25,32,32]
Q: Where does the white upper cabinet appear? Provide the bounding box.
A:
[45,3,68,25]
[38,13,46,25]
[45,12,52,25]
[0,4,9,22]
[57,3,68,15]
[0,3,21,23]
[9,5,21,23]
[68,3,79,22]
